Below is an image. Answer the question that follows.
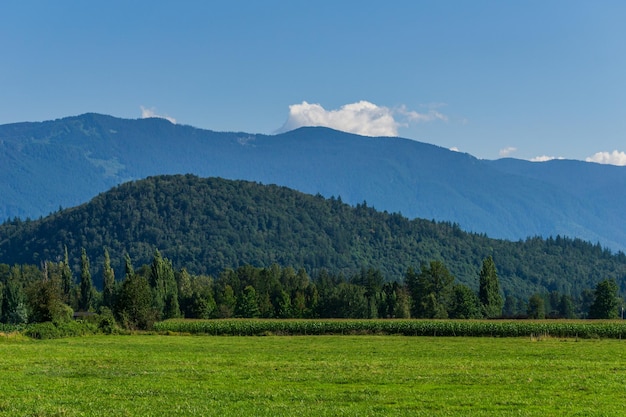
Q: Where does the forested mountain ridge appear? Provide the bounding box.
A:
[1,113,626,252]
[0,175,624,301]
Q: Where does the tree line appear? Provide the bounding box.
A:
[0,248,621,330]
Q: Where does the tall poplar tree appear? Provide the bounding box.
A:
[102,248,116,308]
[149,249,180,319]
[79,248,93,311]
[478,256,503,318]
[60,246,73,302]
[124,253,134,279]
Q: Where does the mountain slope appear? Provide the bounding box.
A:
[0,175,625,299]
[1,113,625,251]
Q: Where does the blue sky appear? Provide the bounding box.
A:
[2,1,625,163]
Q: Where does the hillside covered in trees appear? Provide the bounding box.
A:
[2,113,626,252]
[1,175,625,304]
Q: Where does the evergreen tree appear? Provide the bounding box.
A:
[334,283,368,318]
[378,282,398,318]
[79,248,93,311]
[102,248,116,309]
[589,279,619,319]
[409,261,454,318]
[405,267,420,317]
[352,268,383,318]
[421,260,454,318]
[1,268,28,324]
[478,256,503,318]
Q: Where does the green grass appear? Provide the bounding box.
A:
[1,334,625,416]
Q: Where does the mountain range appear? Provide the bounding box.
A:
[1,113,625,252]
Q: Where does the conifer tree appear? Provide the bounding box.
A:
[407,261,454,318]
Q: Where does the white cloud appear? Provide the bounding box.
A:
[397,105,448,124]
[449,146,460,152]
[277,101,446,137]
[530,155,565,162]
[140,106,176,124]
[585,150,626,166]
[499,147,517,157]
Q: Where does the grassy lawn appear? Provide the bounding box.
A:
[0,334,624,416]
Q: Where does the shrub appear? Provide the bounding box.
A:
[24,321,99,340]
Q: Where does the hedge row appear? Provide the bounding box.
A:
[154,319,626,339]
[0,323,26,333]
[22,321,101,340]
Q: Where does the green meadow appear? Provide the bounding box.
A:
[0,334,624,416]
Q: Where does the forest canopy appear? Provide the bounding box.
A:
[0,174,625,303]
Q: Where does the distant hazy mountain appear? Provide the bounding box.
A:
[1,113,625,252]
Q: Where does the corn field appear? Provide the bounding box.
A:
[154,319,626,338]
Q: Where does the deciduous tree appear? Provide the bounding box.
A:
[450,284,482,319]
[149,249,180,319]
[589,279,619,319]
[408,261,454,318]
[527,293,545,319]
[479,256,503,318]
[79,248,94,311]
[102,248,116,309]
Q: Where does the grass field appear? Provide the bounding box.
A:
[1,334,625,416]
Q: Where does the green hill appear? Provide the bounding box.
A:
[0,175,624,301]
[2,113,626,252]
